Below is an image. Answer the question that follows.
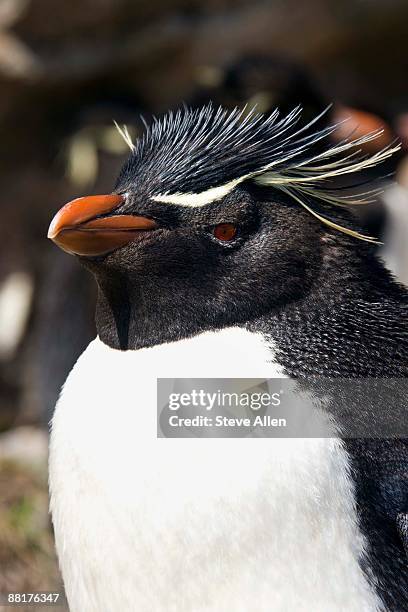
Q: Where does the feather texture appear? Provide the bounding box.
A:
[116,105,401,242]
[114,121,136,152]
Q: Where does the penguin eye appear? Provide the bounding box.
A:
[212,223,238,242]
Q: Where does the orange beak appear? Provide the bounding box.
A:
[47,194,158,256]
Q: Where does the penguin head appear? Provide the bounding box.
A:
[48,106,398,342]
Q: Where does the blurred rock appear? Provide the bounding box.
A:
[0,272,34,362]
[0,426,47,469]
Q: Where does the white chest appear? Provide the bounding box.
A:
[49,328,381,612]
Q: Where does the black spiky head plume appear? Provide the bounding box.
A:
[115,105,400,242]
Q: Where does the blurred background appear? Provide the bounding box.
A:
[0,0,408,607]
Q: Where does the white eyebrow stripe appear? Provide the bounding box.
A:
[151,175,250,207]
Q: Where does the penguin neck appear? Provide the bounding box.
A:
[254,246,406,377]
[93,246,403,368]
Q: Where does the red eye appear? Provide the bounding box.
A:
[213,223,238,242]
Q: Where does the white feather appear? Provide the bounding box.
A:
[113,121,135,152]
[152,176,249,207]
[49,328,382,612]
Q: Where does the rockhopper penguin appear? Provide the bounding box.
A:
[48,106,408,612]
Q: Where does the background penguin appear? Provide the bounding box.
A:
[48,106,407,612]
